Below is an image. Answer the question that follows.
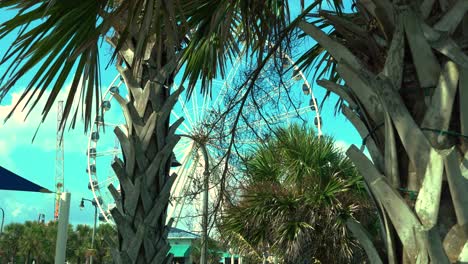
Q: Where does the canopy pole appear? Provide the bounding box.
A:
[55,192,71,264]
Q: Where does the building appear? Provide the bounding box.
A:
[169,227,200,264]
[168,227,240,264]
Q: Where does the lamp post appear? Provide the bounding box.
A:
[37,213,45,224]
[0,207,4,235]
[80,198,98,264]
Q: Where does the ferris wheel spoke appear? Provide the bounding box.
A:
[169,187,190,226]
[93,149,122,157]
[173,166,192,195]
[236,79,295,117]
[213,55,245,107]
[235,139,262,145]
[212,88,225,111]
[205,142,231,156]
[193,92,200,125]
[171,166,197,216]
[171,111,193,133]
[228,106,311,134]
[170,153,216,226]
[110,74,120,87]
[174,138,193,151]
[173,167,192,199]
[94,176,118,189]
[179,99,196,129]
[172,142,196,191]
[212,79,225,85]
[248,77,296,110]
[212,85,226,109]
[173,146,194,168]
[200,91,209,122]
[174,142,192,159]
[175,128,192,138]
[97,121,122,127]
[265,77,296,96]
[264,106,310,123]
[178,160,198,197]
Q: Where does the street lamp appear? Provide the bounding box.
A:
[37,213,45,224]
[80,198,98,264]
[0,207,4,235]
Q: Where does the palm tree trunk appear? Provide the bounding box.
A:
[299,2,468,263]
[105,37,183,263]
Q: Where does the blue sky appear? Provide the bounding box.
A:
[0,1,362,228]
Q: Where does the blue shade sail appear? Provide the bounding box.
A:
[0,165,52,193]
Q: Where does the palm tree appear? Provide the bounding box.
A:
[0,1,291,263]
[18,221,52,263]
[69,224,93,264]
[220,124,371,263]
[294,1,468,263]
[94,224,117,263]
[0,223,24,263]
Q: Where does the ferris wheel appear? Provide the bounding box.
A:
[86,49,323,226]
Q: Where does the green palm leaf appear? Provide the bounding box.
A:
[0,0,108,130]
[179,0,292,97]
[0,0,186,130]
[220,124,369,262]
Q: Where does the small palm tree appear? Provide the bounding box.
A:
[70,224,93,264]
[19,221,51,263]
[0,223,24,263]
[220,124,371,263]
[94,224,117,263]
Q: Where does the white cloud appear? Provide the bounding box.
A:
[1,194,55,223]
[0,139,15,169]
[334,139,374,161]
[11,202,25,217]
[0,86,104,155]
[334,140,351,153]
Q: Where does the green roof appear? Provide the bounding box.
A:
[222,252,239,258]
[169,244,191,257]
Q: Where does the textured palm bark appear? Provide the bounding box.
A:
[104,37,184,263]
[300,1,468,263]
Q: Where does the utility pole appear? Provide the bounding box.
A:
[54,101,65,221]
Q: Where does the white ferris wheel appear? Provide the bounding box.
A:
[86,49,323,229]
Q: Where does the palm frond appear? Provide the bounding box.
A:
[179,0,291,98]
[0,0,183,130]
[0,0,107,130]
[296,6,391,115]
[219,124,368,262]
